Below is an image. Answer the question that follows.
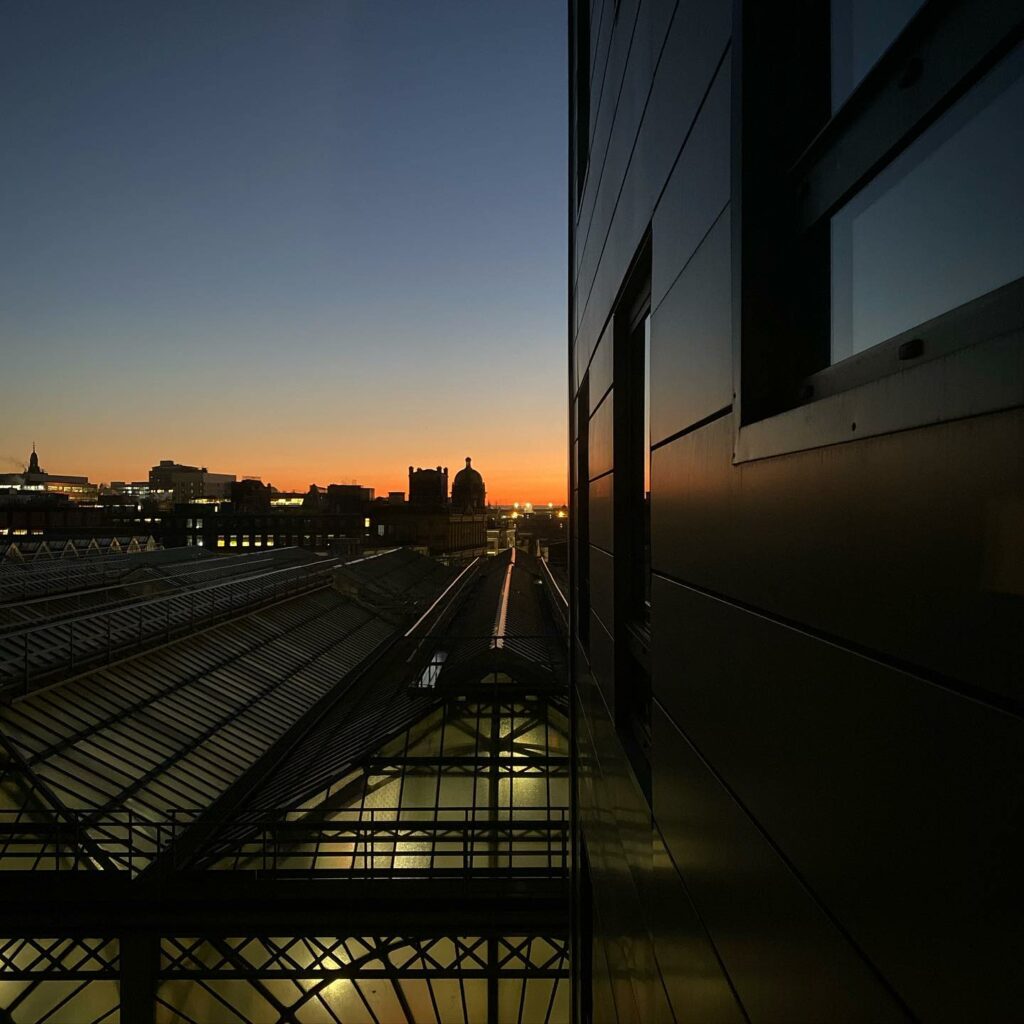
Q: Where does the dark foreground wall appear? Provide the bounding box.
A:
[568,1,1024,1020]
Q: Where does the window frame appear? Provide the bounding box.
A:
[572,0,591,206]
[612,237,652,802]
[733,0,1024,464]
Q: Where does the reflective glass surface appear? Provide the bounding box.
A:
[831,0,925,111]
[831,43,1024,363]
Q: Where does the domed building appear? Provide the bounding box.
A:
[450,457,486,512]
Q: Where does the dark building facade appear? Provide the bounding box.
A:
[149,460,236,502]
[409,465,449,507]
[569,2,1023,1021]
[166,503,367,553]
[1,496,164,545]
[149,461,206,504]
[230,478,272,513]
[369,505,488,557]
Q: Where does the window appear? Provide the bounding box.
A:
[575,376,590,648]
[572,0,590,203]
[735,1,1023,460]
[620,309,651,626]
[830,0,926,111]
[613,242,651,802]
[830,43,1024,363]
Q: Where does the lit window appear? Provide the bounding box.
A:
[241,535,250,547]
[363,517,371,528]
[266,537,275,547]
[229,536,238,547]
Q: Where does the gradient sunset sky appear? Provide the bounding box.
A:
[0,1,567,503]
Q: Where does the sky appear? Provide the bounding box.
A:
[0,1,567,503]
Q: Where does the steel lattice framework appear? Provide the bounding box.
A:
[0,548,570,1023]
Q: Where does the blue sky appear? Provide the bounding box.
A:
[0,1,567,499]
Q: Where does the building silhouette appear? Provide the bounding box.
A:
[0,444,98,503]
[569,2,1024,1021]
[451,456,486,511]
[408,465,449,507]
[149,460,236,503]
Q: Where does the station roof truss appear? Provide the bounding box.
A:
[0,547,570,1023]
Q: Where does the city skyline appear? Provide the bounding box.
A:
[0,442,565,505]
[0,2,567,504]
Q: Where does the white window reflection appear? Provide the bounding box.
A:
[831,43,1024,363]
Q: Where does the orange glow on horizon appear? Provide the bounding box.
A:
[15,440,568,507]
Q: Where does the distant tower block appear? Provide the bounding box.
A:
[451,457,486,511]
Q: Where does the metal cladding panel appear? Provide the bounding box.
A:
[588,323,614,412]
[587,608,615,721]
[589,545,614,637]
[651,51,731,309]
[575,0,731,367]
[574,0,642,286]
[650,208,733,445]
[648,828,745,1023]
[651,574,1024,1021]
[575,0,682,318]
[588,394,614,481]
[589,472,614,555]
[576,663,675,1024]
[651,408,1024,700]
[572,0,1024,1019]
[652,703,906,1022]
